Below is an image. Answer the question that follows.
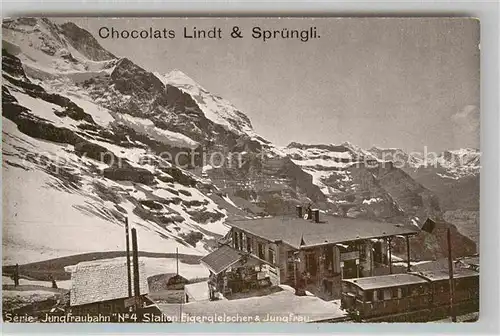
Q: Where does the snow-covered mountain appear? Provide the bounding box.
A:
[433,148,481,179]
[283,142,437,219]
[2,18,240,264]
[2,18,476,265]
[283,142,373,197]
[155,70,254,136]
[1,17,322,264]
[367,146,480,179]
[367,146,480,210]
[282,141,479,257]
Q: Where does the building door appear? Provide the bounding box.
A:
[306,252,317,277]
[343,259,357,279]
[373,241,383,264]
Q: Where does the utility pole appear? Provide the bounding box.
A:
[131,228,141,310]
[176,247,179,276]
[125,216,132,298]
[447,228,456,322]
[388,237,393,274]
[406,235,411,272]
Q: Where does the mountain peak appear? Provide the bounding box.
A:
[368,145,403,151]
[160,69,202,89]
[59,21,116,61]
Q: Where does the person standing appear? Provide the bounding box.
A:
[13,263,20,287]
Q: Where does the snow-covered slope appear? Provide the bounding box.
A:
[2,18,239,264]
[2,17,477,265]
[1,17,321,265]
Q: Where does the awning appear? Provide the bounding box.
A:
[201,245,242,275]
[200,245,267,275]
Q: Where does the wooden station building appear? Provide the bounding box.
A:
[202,206,420,298]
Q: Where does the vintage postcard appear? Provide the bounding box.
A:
[2,17,479,323]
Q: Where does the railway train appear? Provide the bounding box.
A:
[340,267,479,322]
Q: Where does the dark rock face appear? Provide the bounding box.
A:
[1,48,29,79]
[336,166,404,219]
[369,164,441,220]
[103,166,155,185]
[2,52,96,125]
[60,22,116,61]
[74,141,117,165]
[110,58,165,105]
[161,167,198,187]
[179,231,204,247]
[408,168,480,211]
[163,84,202,114]
[207,153,327,217]
[151,84,240,147]
[2,88,84,146]
[402,220,477,260]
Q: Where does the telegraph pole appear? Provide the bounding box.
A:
[131,228,141,310]
[388,237,393,274]
[176,247,179,276]
[406,235,411,272]
[447,228,456,322]
[125,216,132,297]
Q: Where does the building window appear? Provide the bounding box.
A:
[233,231,239,250]
[377,289,384,301]
[258,243,265,260]
[238,232,243,251]
[241,233,247,252]
[383,289,392,300]
[365,290,373,302]
[246,237,253,253]
[268,248,276,265]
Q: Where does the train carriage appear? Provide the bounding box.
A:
[413,269,479,318]
[341,268,479,322]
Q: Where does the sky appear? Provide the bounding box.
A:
[56,18,480,153]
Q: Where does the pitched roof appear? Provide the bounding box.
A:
[410,258,450,272]
[411,257,480,274]
[70,258,149,306]
[228,215,419,249]
[200,245,243,275]
[343,273,428,290]
[410,268,479,282]
[200,245,263,275]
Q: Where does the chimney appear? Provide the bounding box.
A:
[131,228,140,298]
[296,205,303,218]
[313,209,320,223]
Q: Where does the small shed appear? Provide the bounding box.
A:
[69,259,149,316]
